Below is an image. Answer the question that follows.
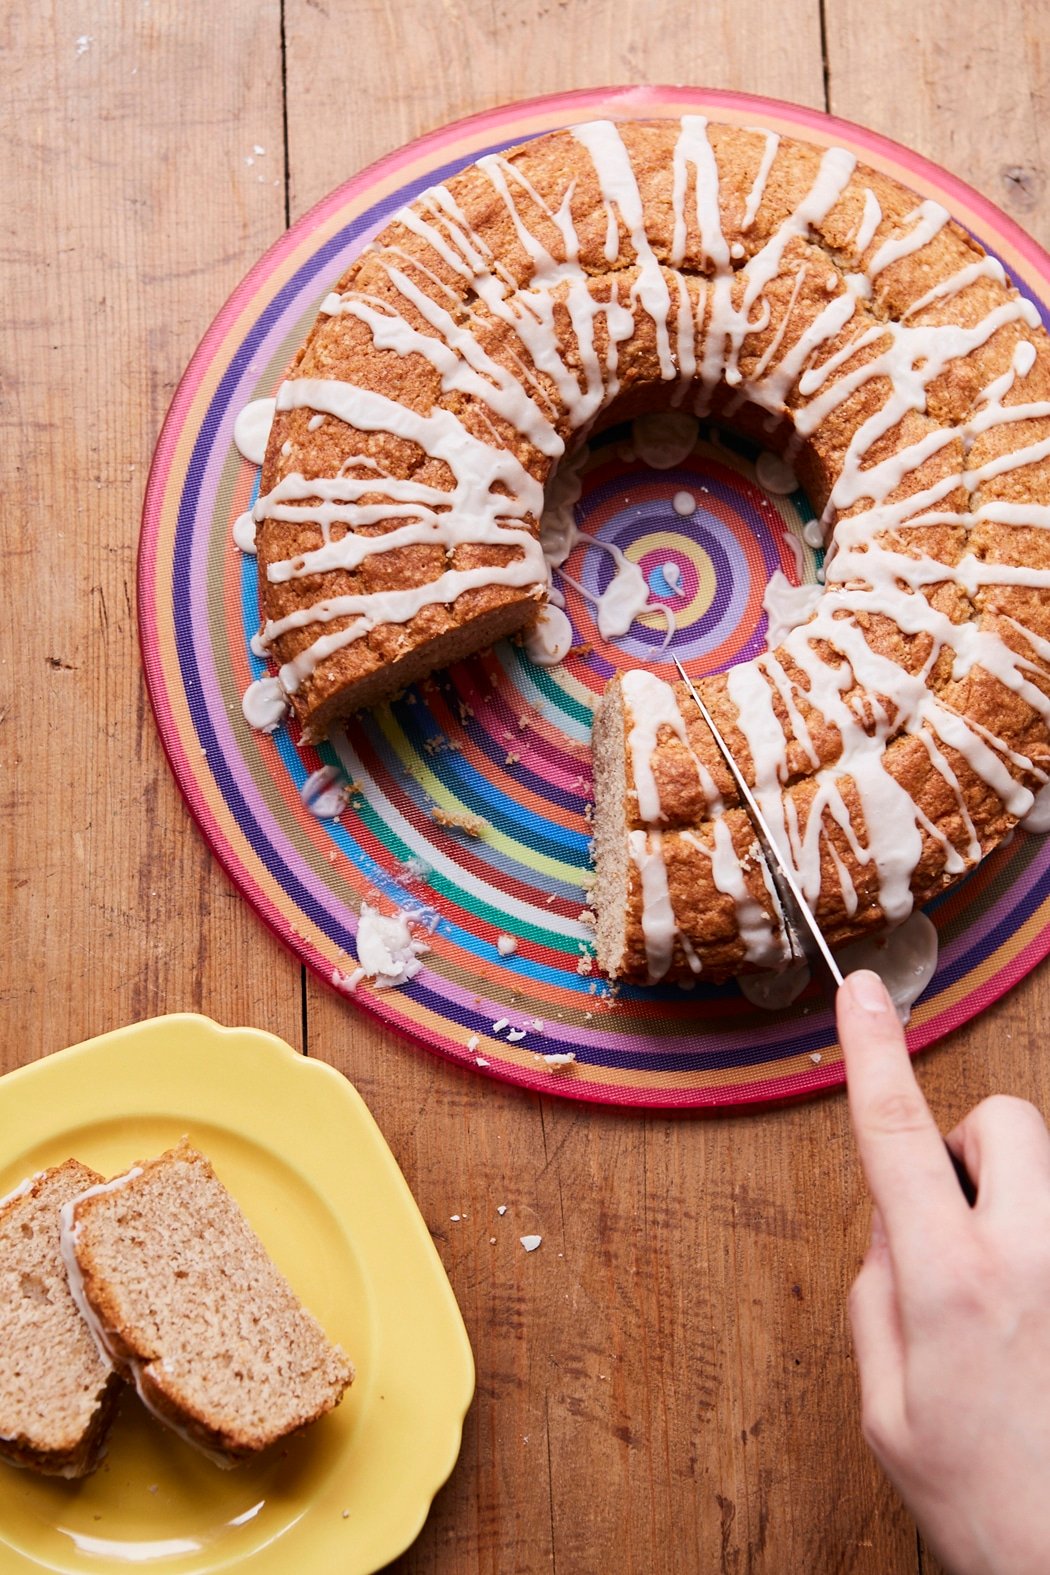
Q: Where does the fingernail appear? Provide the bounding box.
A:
[844,969,891,1014]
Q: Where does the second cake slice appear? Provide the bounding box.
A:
[60,1139,354,1465]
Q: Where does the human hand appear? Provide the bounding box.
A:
[837,968,1050,1575]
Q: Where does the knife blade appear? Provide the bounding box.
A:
[671,656,845,989]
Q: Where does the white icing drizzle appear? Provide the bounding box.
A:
[537,445,673,645]
[1022,782,1050,833]
[59,1171,145,1379]
[740,128,781,231]
[685,822,789,969]
[762,570,824,647]
[852,188,883,258]
[622,669,722,823]
[0,1171,45,1211]
[563,549,674,644]
[867,200,950,279]
[628,829,685,980]
[620,671,794,978]
[233,397,276,467]
[239,118,1049,960]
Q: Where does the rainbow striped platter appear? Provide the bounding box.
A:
[139,87,1050,1109]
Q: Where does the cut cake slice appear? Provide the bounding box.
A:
[0,1160,122,1477]
[60,1139,354,1466]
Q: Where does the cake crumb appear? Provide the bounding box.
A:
[492,1017,508,1033]
[475,1057,489,1068]
[810,1052,823,1064]
[507,1027,527,1042]
[467,1033,480,1052]
[496,934,518,956]
[430,806,484,837]
[497,1205,507,1216]
[541,1052,576,1070]
[520,1234,542,1253]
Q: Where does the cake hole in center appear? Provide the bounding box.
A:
[535,404,825,677]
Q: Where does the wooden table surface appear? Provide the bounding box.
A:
[4,2,1049,1570]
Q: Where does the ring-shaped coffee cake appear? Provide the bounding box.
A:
[251,119,1050,983]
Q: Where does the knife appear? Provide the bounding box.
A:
[669,664,981,1197]
[671,656,845,989]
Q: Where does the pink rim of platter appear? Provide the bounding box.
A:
[139,86,1050,1110]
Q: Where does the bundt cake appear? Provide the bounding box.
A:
[250,117,1050,981]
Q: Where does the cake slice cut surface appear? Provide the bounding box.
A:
[0,1160,122,1477]
[60,1139,354,1466]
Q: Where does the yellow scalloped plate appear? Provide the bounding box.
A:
[0,1015,474,1574]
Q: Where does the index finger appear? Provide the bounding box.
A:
[837,969,967,1251]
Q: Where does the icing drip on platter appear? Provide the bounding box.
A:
[738,961,811,1010]
[232,510,257,554]
[525,604,574,665]
[354,902,429,989]
[300,764,348,818]
[837,911,940,1022]
[754,451,799,495]
[242,676,288,733]
[632,412,700,469]
[740,911,938,1020]
[537,445,674,653]
[233,398,276,466]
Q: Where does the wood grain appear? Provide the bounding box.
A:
[0,1,302,1063]
[825,0,1050,248]
[2,0,1049,1571]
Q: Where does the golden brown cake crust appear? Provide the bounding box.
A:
[252,119,1050,977]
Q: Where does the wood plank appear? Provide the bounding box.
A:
[4,1,1047,1571]
[0,0,302,1066]
[825,5,1050,1568]
[284,0,826,219]
[824,0,1050,247]
[280,1,924,1568]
